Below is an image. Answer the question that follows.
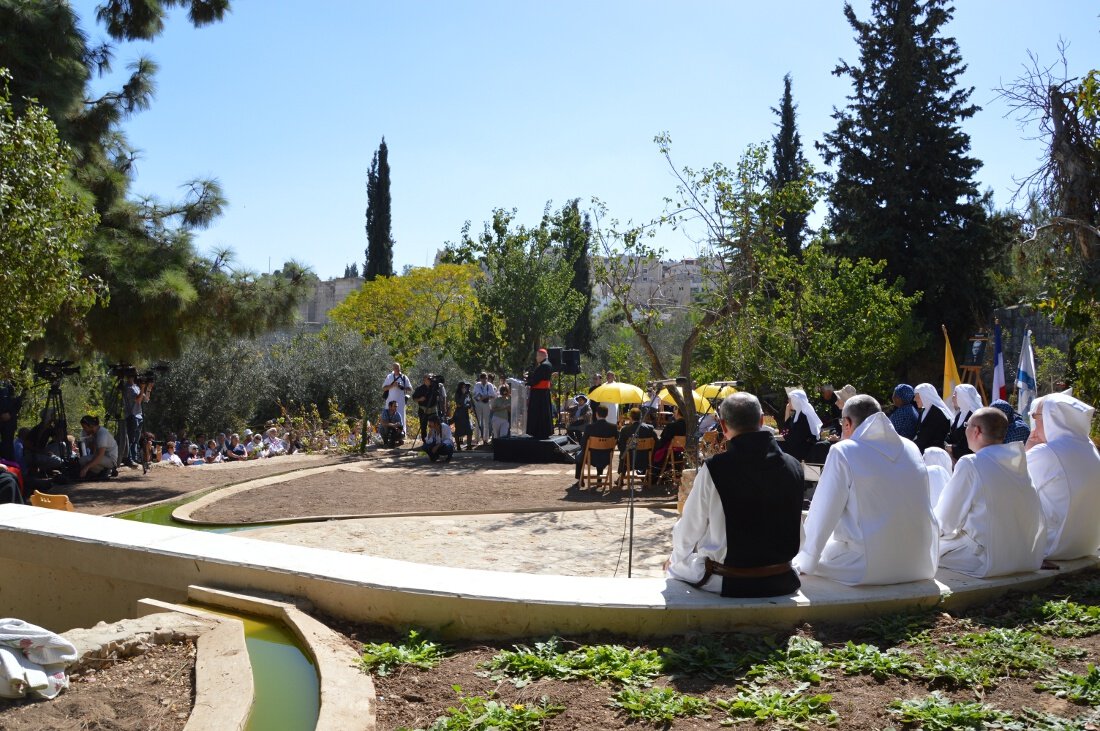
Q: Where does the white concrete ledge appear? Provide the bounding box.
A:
[0,504,1094,640]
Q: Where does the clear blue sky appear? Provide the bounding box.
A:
[71,1,1099,279]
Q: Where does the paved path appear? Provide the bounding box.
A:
[245,506,679,578]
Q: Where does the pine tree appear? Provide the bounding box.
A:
[363,138,394,280]
[819,0,1004,339]
[768,74,809,257]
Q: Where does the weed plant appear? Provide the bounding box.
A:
[409,688,564,731]
[888,693,1015,730]
[484,637,662,687]
[1038,664,1100,706]
[714,683,838,728]
[360,629,449,676]
[610,686,711,724]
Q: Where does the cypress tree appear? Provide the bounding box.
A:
[768,73,809,257]
[554,200,594,353]
[820,0,1002,339]
[364,138,394,280]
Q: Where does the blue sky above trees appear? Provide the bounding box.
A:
[72,0,1100,279]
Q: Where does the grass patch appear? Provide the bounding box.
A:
[1038,664,1100,706]
[610,686,711,724]
[409,688,564,731]
[484,636,662,687]
[360,629,449,676]
[714,684,838,728]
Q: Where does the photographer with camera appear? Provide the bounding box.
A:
[412,373,448,444]
[122,372,153,466]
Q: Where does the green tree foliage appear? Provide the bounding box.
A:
[768,74,809,257]
[329,263,482,366]
[0,0,311,363]
[703,242,923,400]
[443,206,585,375]
[363,137,394,281]
[0,71,98,378]
[553,198,594,354]
[343,262,359,278]
[146,327,392,436]
[820,0,1006,341]
[999,46,1100,410]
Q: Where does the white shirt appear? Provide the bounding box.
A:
[473,381,497,404]
[161,452,183,466]
[1025,394,1100,559]
[935,442,1045,578]
[426,423,454,448]
[794,412,938,586]
[667,464,727,593]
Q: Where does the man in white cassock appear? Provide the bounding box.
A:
[1026,393,1100,560]
[935,407,1045,578]
[793,395,938,585]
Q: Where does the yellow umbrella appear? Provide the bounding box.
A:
[699,383,737,399]
[658,386,712,413]
[588,381,645,404]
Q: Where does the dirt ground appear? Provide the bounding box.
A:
[0,641,195,731]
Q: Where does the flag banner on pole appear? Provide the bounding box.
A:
[992,323,1007,401]
[942,326,961,401]
[1016,328,1037,423]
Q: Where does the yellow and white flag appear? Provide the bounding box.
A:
[942,326,961,401]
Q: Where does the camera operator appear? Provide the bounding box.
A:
[412,373,448,443]
[78,415,118,480]
[122,373,153,466]
[0,380,22,462]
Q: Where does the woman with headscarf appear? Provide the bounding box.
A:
[990,399,1031,444]
[781,388,823,462]
[1025,393,1100,559]
[946,384,983,460]
[889,384,920,439]
[913,382,953,454]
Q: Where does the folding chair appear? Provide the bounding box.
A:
[30,491,74,511]
[622,436,656,491]
[658,435,687,490]
[579,436,617,491]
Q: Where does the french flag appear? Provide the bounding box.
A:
[991,323,1007,401]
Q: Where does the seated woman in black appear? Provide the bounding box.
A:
[654,408,686,468]
[780,388,822,462]
[913,382,953,454]
[945,383,982,461]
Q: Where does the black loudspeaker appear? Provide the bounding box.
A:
[493,435,578,464]
[547,346,563,372]
[561,349,581,375]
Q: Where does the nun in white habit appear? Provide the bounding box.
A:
[913,382,954,454]
[946,384,984,460]
[923,446,953,507]
[794,396,938,586]
[1026,393,1100,560]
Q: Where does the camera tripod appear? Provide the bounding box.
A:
[41,379,70,460]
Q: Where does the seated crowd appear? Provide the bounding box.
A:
[667,387,1100,599]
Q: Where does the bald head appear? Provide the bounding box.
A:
[841,394,880,429]
[966,407,1008,451]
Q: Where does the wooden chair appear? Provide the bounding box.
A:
[30,491,74,511]
[622,436,656,491]
[579,436,617,491]
[658,435,687,490]
[699,430,721,460]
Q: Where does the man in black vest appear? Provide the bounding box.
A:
[664,392,804,598]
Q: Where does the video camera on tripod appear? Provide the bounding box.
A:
[107,362,169,385]
[33,359,80,385]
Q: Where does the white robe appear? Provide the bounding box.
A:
[793,412,937,585]
[381,372,412,431]
[935,442,1045,578]
[666,464,727,593]
[472,381,497,442]
[1026,394,1100,560]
